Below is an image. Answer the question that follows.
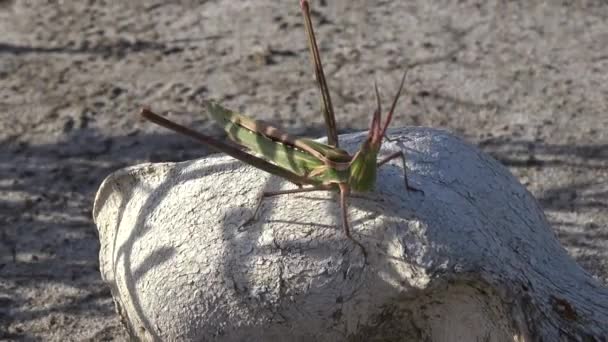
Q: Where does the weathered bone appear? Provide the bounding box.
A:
[93,128,608,341]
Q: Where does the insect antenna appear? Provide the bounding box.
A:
[381,70,409,136]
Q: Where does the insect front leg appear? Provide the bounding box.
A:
[383,134,397,142]
[377,151,424,194]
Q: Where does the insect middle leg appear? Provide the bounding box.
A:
[240,185,333,229]
[337,183,368,261]
[240,183,368,261]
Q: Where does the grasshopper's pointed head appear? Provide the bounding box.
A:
[368,98,383,149]
[367,70,408,150]
[350,70,408,192]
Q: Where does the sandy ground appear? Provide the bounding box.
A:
[0,0,606,340]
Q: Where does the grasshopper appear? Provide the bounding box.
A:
[139,0,421,259]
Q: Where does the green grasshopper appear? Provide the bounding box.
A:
[139,0,421,258]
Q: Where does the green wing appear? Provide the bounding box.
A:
[206,101,350,185]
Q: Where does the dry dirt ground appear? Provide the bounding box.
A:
[0,0,606,341]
